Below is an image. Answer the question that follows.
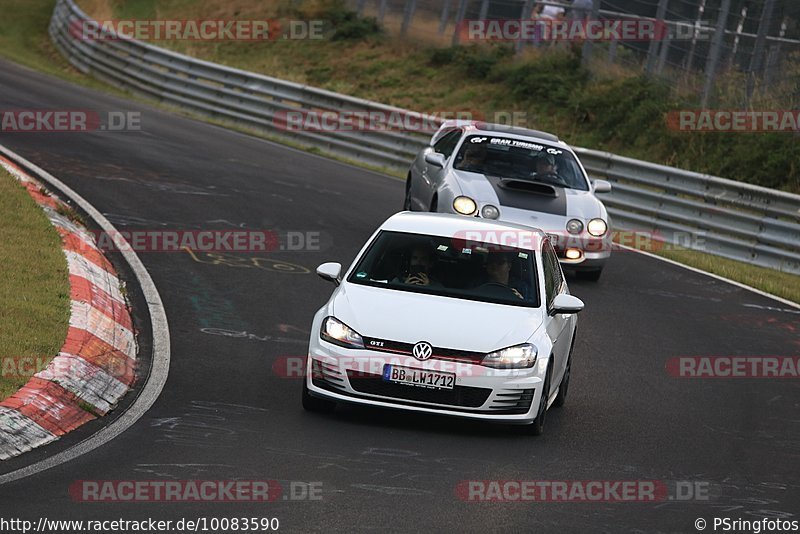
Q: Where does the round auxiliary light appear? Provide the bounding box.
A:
[481,204,500,219]
[566,219,584,235]
[565,248,582,260]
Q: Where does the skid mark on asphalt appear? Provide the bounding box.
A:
[183,248,311,274]
[200,327,307,345]
[150,400,268,448]
[134,463,235,479]
[92,175,229,196]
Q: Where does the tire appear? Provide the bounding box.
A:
[576,269,602,282]
[302,379,336,413]
[553,337,575,408]
[403,175,413,210]
[527,363,552,436]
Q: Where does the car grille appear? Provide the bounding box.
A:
[346,370,491,408]
[487,389,535,415]
[361,337,485,364]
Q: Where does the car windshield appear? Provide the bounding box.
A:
[347,231,541,308]
[452,135,589,191]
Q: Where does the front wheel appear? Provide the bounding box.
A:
[553,340,574,408]
[302,379,336,413]
[526,364,552,436]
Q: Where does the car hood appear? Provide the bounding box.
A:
[330,282,543,353]
[451,170,606,220]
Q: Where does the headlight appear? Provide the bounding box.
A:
[481,204,500,219]
[453,196,477,215]
[482,343,537,369]
[566,218,583,235]
[320,317,364,349]
[587,218,608,237]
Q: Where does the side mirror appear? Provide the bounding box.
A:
[424,152,446,168]
[549,293,584,315]
[316,262,342,285]
[592,179,612,194]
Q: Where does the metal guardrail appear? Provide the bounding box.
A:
[49,0,800,274]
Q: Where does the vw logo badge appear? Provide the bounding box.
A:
[412,341,433,361]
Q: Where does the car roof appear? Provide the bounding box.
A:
[471,123,560,143]
[380,212,548,250]
[439,120,561,144]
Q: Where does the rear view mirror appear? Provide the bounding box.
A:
[592,179,612,193]
[550,294,584,315]
[316,262,342,285]
[424,152,446,168]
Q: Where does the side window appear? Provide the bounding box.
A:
[433,129,461,159]
[543,241,563,308]
[542,243,555,306]
[549,244,565,296]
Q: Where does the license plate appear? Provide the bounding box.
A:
[382,365,455,390]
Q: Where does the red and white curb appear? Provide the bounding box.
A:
[0,157,136,460]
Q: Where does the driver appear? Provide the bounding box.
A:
[485,253,524,299]
[534,152,556,176]
[396,245,440,286]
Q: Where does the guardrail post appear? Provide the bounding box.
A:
[746,0,776,101]
[400,0,418,36]
[727,5,748,69]
[515,0,536,54]
[645,0,669,76]
[608,39,618,63]
[656,25,672,75]
[581,0,600,67]
[452,0,470,45]
[701,0,731,107]
[478,0,490,21]
[378,0,388,24]
[438,0,453,34]
[684,0,706,71]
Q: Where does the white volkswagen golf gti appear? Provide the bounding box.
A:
[303,212,584,435]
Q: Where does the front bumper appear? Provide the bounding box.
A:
[488,208,612,269]
[306,340,547,424]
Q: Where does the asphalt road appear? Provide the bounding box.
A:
[0,59,798,533]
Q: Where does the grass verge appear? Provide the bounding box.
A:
[0,168,70,400]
